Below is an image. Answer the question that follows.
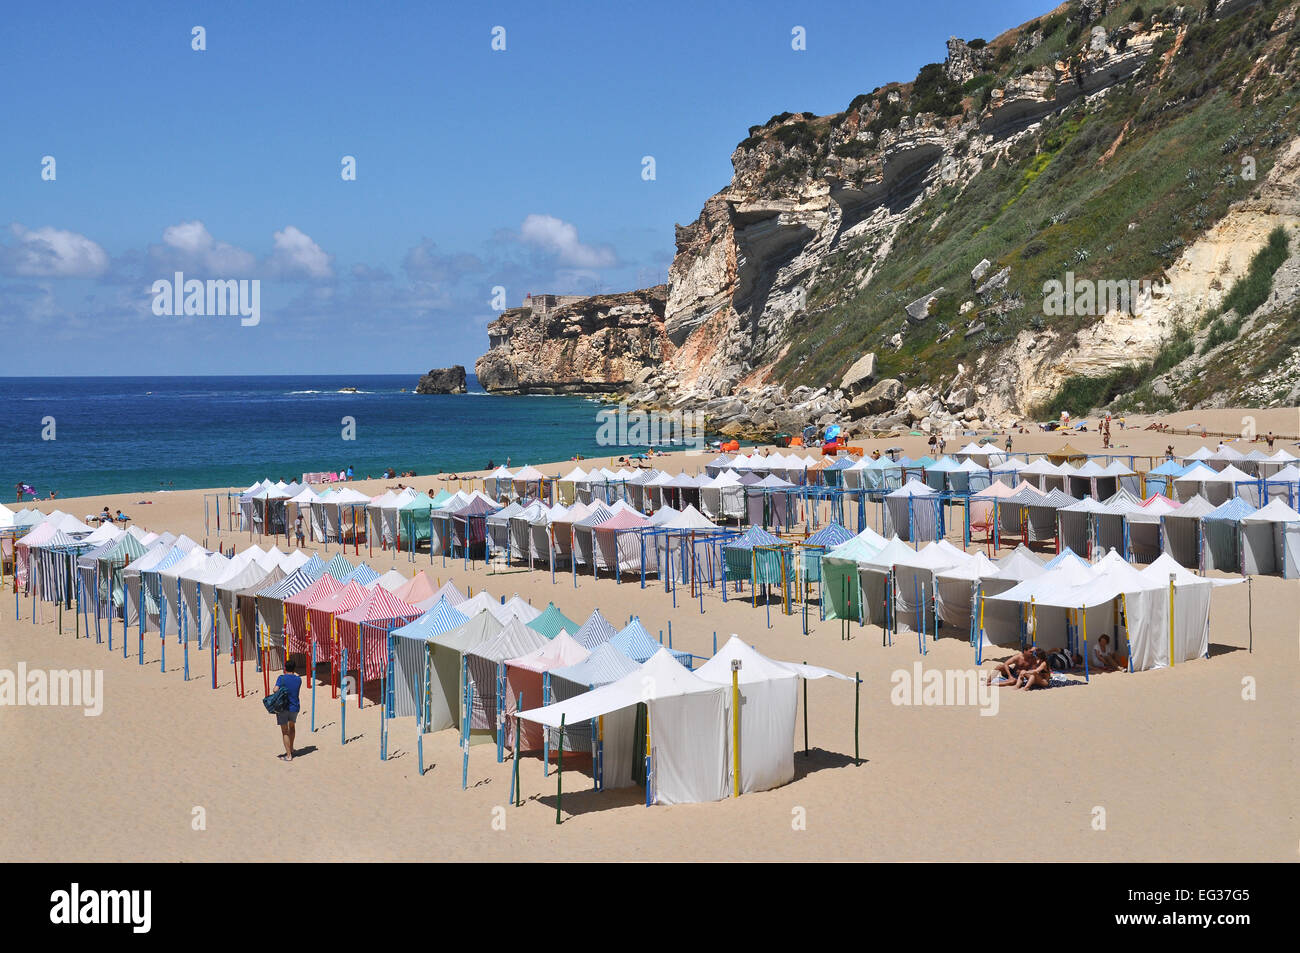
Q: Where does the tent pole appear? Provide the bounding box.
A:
[731,660,742,798]
[802,668,808,757]
[854,672,861,765]
[555,714,565,825]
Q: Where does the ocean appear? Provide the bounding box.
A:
[0,375,686,500]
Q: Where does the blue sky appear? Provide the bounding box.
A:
[1,0,1048,375]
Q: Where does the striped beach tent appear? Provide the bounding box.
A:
[283,573,342,654]
[572,608,618,650]
[527,602,579,639]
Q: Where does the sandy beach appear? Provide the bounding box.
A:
[2,407,1297,862]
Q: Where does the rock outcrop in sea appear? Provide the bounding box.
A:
[415,366,467,394]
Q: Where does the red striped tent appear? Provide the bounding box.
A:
[305,581,369,663]
[283,574,342,654]
[334,586,422,681]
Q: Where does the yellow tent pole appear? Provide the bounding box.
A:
[731,660,742,798]
[1168,574,1175,667]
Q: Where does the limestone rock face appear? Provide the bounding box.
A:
[415,366,467,394]
[474,287,670,395]
[839,352,877,393]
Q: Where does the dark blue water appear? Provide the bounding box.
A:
[0,375,670,500]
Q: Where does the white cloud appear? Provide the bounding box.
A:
[2,224,109,278]
[517,214,616,268]
[156,220,256,274]
[267,226,333,279]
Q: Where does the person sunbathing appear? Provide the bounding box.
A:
[989,647,1034,686]
[1012,648,1051,690]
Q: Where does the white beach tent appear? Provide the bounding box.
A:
[518,647,729,805]
[699,470,746,521]
[693,636,798,794]
[1239,499,1300,578]
[883,479,942,542]
[1259,449,1298,479]
[556,466,587,505]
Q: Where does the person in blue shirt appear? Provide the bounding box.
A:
[274,658,303,761]
[346,465,354,481]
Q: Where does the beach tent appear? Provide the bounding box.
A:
[969,479,1017,540]
[699,470,746,521]
[322,553,354,581]
[693,636,798,794]
[504,632,591,753]
[413,580,465,612]
[505,501,548,565]
[525,602,579,639]
[487,466,515,501]
[1171,462,1223,503]
[556,466,587,505]
[253,564,324,668]
[572,608,618,650]
[466,617,550,742]
[1201,497,1256,573]
[1019,457,1064,493]
[1089,489,1144,558]
[511,465,548,502]
[305,581,369,667]
[1057,496,1107,558]
[570,504,614,570]
[861,538,969,634]
[1046,443,1088,465]
[344,563,380,587]
[744,474,797,531]
[546,644,644,787]
[486,502,525,559]
[704,455,734,478]
[590,508,655,575]
[1066,459,1112,500]
[820,528,889,621]
[934,552,1001,639]
[723,526,788,587]
[527,503,568,569]
[409,610,504,730]
[1103,460,1140,496]
[393,570,438,605]
[994,484,1047,546]
[1239,499,1300,577]
[1123,495,1180,563]
[369,569,407,592]
[282,572,342,655]
[610,617,692,666]
[389,598,472,719]
[394,491,437,551]
[517,648,729,805]
[1259,449,1299,479]
[1179,463,1255,506]
[334,586,421,685]
[1142,459,1188,498]
[1159,494,1215,569]
[797,521,854,585]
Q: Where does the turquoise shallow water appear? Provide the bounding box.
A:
[0,374,671,500]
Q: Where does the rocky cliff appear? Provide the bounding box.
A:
[479,0,1300,433]
[475,287,671,394]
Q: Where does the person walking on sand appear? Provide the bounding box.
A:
[295,514,305,547]
[274,659,303,761]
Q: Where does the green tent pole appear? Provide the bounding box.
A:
[854,672,861,765]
